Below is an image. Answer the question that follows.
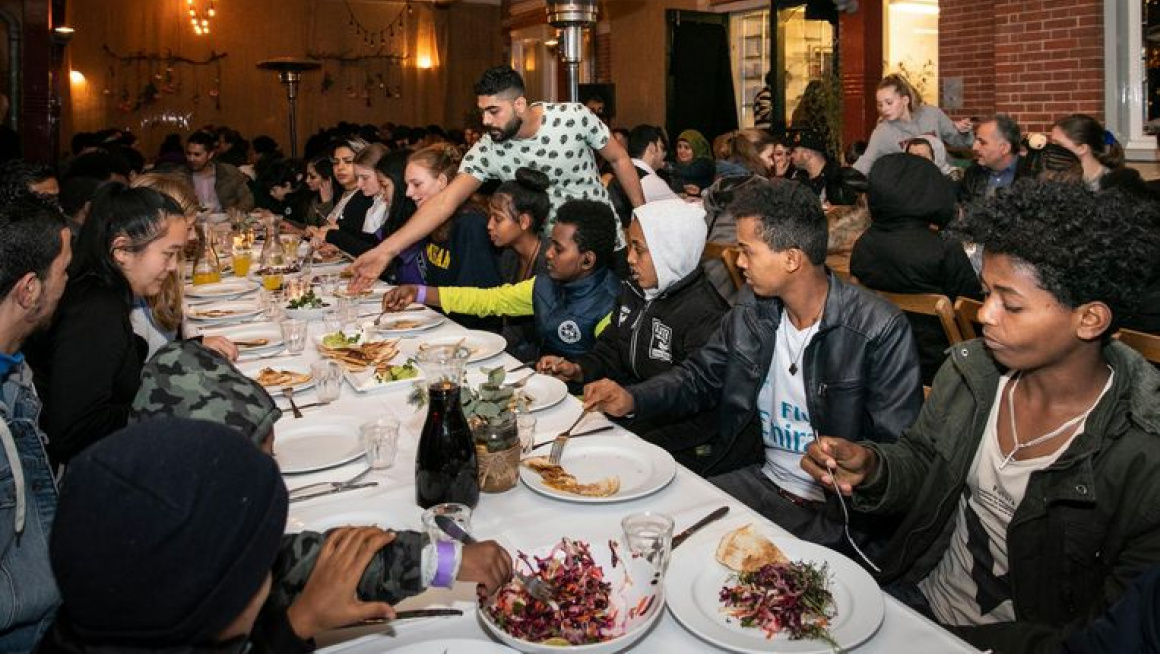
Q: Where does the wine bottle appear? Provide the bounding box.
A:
[416,380,480,508]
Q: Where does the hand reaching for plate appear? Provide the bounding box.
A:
[381,285,420,312]
[286,527,397,639]
[458,541,513,597]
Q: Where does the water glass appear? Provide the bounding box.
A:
[360,417,400,469]
[261,289,286,322]
[319,273,340,297]
[322,310,343,335]
[336,295,360,326]
[421,503,473,544]
[622,512,675,575]
[517,414,537,453]
[311,360,344,403]
[280,319,308,354]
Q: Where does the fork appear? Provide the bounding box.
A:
[282,387,303,419]
[503,372,535,389]
[548,410,592,464]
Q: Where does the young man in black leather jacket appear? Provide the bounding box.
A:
[585,178,922,552]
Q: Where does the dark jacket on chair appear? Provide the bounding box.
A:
[852,153,982,384]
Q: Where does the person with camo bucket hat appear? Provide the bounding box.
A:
[128,340,512,651]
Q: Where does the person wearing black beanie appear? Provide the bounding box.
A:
[38,418,288,652]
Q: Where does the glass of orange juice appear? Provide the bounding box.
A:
[232,246,252,277]
[262,271,283,291]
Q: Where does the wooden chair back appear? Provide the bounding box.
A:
[1115,328,1160,364]
[954,297,983,340]
[702,241,745,291]
[876,291,964,346]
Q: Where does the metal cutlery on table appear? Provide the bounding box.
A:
[281,387,303,419]
[337,608,464,629]
[548,410,594,465]
[287,466,374,498]
[671,506,730,549]
[434,515,556,604]
[526,425,615,454]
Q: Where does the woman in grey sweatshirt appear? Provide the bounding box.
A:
[853,74,974,176]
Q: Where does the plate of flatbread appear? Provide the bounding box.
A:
[237,361,315,393]
[519,434,676,504]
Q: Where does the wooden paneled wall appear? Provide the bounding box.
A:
[62,0,503,158]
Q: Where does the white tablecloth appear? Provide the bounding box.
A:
[205,309,979,654]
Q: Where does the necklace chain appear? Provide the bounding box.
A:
[783,308,823,376]
[1000,371,1109,469]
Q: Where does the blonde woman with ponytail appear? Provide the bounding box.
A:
[853,73,974,176]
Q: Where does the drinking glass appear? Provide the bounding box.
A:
[517,414,537,453]
[311,360,344,403]
[261,290,286,322]
[280,319,308,354]
[622,512,675,575]
[281,235,300,266]
[322,310,343,335]
[421,503,473,544]
[337,295,360,326]
[360,417,400,469]
[319,273,340,297]
[232,245,252,277]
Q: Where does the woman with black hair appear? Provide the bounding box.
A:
[373,148,422,284]
[26,184,188,465]
[487,167,551,358]
[303,156,338,227]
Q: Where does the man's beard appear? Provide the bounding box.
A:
[490,115,522,143]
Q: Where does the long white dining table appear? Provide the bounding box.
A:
[195,292,981,654]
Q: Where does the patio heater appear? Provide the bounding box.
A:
[257,58,321,159]
[545,0,597,102]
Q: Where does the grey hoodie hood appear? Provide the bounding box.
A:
[632,198,708,300]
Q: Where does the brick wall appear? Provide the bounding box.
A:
[595,31,612,82]
[940,0,1104,134]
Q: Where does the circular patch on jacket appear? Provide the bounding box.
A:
[557,320,581,344]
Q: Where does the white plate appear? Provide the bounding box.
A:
[391,640,517,654]
[463,371,568,413]
[272,415,366,474]
[372,313,446,334]
[184,277,259,300]
[236,361,315,394]
[479,536,663,654]
[666,531,885,653]
[412,330,507,363]
[207,322,284,356]
[519,434,676,503]
[345,364,424,393]
[333,283,390,305]
[186,300,262,323]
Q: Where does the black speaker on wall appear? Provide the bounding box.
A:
[578,83,616,120]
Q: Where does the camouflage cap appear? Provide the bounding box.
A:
[130,340,281,446]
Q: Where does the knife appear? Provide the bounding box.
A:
[287,481,378,503]
[337,608,464,628]
[672,506,730,549]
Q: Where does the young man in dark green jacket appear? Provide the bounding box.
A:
[805,180,1160,653]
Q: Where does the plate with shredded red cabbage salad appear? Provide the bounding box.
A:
[479,537,663,654]
[666,528,883,653]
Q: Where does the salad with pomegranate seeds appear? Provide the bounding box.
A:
[719,560,839,647]
[484,538,619,645]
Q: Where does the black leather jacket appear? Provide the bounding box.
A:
[627,273,924,474]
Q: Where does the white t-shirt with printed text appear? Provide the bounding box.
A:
[759,311,825,502]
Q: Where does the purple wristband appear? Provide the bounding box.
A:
[416,285,428,305]
[432,540,456,587]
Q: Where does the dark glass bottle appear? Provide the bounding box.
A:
[416,380,480,508]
